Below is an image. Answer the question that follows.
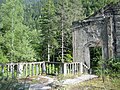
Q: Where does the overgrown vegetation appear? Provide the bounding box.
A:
[65,77,120,90]
[0,78,30,90]
[0,0,119,63]
[0,0,120,89]
[88,47,120,90]
[89,46,120,76]
[0,0,84,63]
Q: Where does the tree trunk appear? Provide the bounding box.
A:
[61,0,64,63]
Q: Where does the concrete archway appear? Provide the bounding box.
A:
[83,40,102,68]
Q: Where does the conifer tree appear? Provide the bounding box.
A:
[38,0,58,61]
[0,0,35,62]
[54,0,84,62]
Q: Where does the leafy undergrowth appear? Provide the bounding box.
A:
[64,77,120,90]
[0,78,19,90]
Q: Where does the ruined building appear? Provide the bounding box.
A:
[72,2,120,68]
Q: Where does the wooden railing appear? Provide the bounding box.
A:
[0,62,89,78]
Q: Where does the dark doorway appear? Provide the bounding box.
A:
[89,47,102,74]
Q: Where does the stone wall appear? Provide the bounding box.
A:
[72,18,109,68]
[72,2,120,68]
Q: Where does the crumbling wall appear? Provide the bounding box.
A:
[72,2,120,68]
[72,19,107,68]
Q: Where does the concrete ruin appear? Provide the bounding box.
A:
[72,2,120,68]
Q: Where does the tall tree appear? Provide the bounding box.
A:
[54,0,84,62]
[24,0,43,61]
[81,0,119,17]
[0,0,35,62]
[38,0,58,61]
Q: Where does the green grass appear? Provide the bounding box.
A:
[64,77,120,90]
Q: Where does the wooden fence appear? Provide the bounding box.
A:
[0,62,89,78]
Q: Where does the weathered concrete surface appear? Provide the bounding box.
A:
[72,18,107,68]
[29,76,54,90]
[72,1,120,69]
[63,74,98,85]
[29,85,51,90]
[28,75,98,90]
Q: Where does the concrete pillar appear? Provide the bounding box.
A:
[80,62,83,74]
[25,64,28,77]
[42,62,46,74]
[18,63,23,78]
[63,63,67,75]
[102,18,109,60]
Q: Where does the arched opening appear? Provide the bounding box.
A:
[89,47,102,74]
[83,40,102,74]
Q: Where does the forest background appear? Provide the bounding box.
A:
[0,0,119,63]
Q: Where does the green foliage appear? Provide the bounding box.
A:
[81,0,120,17]
[38,0,59,61]
[89,47,120,78]
[65,77,120,90]
[0,0,85,62]
[53,0,84,62]
[0,0,35,62]
[0,78,30,90]
[106,58,120,78]
[89,47,102,74]
[92,57,120,78]
[0,0,119,72]
[64,53,72,62]
[0,50,8,63]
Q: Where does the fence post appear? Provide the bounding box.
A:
[63,63,67,75]
[18,63,23,78]
[1,64,4,77]
[12,65,14,78]
[28,64,31,76]
[25,64,28,77]
[7,64,9,77]
[36,64,38,75]
[42,62,46,74]
[80,62,83,74]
